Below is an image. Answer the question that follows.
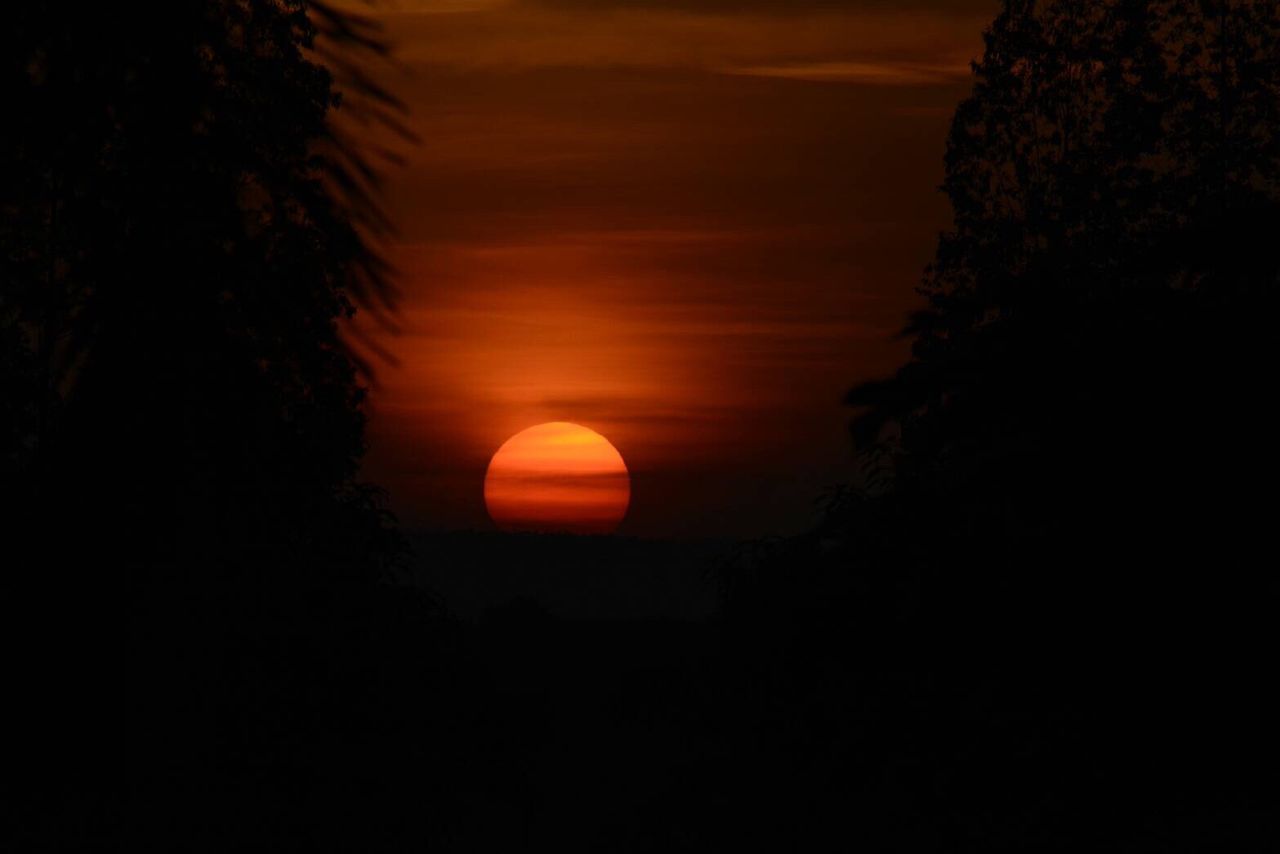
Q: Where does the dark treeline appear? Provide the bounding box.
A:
[4,0,1278,851]
[3,3,487,849]
[713,1,1280,849]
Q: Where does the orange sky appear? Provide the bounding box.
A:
[349,0,995,537]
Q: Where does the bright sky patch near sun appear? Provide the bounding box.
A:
[349,0,995,536]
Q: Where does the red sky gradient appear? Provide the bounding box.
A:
[348,0,996,537]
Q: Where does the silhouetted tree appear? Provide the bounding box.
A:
[849,0,1280,527]
[835,1,1280,647]
[1,5,484,851]
[1,2,408,576]
[714,2,1280,850]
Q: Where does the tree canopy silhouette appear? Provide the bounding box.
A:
[1,2,410,577]
[847,0,1280,568]
[2,5,478,851]
[711,2,1279,849]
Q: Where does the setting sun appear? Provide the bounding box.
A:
[484,422,631,535]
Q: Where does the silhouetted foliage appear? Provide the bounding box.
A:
[849,0,1280,517]
[836,0,1280,638]
[1,1,408,576]
[0,4,484,850]
[712,1,1280,850]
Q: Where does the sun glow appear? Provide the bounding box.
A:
[484,422,631,535]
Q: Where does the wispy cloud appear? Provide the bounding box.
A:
[373,4,989,85]
[722,58,971,86]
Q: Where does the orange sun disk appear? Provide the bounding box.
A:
[484,422,631,535]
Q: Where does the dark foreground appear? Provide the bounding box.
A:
[11,528,1277,851]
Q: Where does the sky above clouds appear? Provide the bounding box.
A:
[349,0,997,536]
